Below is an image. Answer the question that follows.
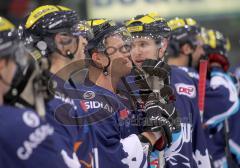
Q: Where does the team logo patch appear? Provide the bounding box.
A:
[22,111,40,128]
[83,91,95,99]
[175,83,196,98]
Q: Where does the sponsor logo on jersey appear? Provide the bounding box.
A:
[80,100,113,113]
[54,91,77,110]
[175,83,196,98]
[83,91,95,100]
[22,111,40,128]
[17,124,54,160]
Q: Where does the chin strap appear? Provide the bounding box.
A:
[90,51,111,76]
[103,54,111,76]
[56,37,80,60]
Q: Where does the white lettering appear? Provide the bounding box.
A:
[82,101,113,113]
[17,124,54,160]
[175,83,196,98]
[48,20,63,29]
[85,101,90,109]
[54,92,77,110]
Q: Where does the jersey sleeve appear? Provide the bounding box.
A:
[203,72,240,127]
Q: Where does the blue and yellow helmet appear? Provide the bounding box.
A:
[0,16,17,59]
[125,12,171,41]
[0,17,36,105]
[203,29,231,56]
[202,29,231,71]
[167,17,200,56]
[86,18,132,55]
[21,5,80,58]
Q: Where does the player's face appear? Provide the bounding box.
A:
[0,59,17,94]
[131,37,159,68]
[105,34,132,77]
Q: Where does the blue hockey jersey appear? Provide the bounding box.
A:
[45,73,92,167]
[0,105,80,168]
[76,79,148,168]
[203,68,240,168]
[118,67,211,167]
[163,66,211,168]
[180,66,240,167]
[46,73,148,168]
[179,67,239,127]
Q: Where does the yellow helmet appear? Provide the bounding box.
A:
[204,29,231,54]
[126,13,171,41]
[0,17,36,105]
[204,29,230,71]
[86,18,131,55]
[167,17,200,40]
[0,16,17,58]
[167,17,200,56]
[21,5,79,58]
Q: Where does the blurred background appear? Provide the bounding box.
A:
[0,0,239,71]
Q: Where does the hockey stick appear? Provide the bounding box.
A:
[198,58,208,122]
[199,58,238,167]
[224,119,239,167]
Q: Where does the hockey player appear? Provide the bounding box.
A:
[0,16,81,168]
[20,7,172,167]
[19,5,95,167]
[126,14,211,167]
[201,29,240,168]
[167,18,239,127]
[167,18,240,167]
[74,18,177,167]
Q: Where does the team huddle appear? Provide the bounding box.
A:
[0,4,239,168]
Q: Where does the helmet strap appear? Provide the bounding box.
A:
[156,44,165,62]
[156,47,161,61]
[66,50,74,59]
[55,37,79,60]
[103,54,111,76]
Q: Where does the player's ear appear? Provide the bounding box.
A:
[92,52,109,68]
